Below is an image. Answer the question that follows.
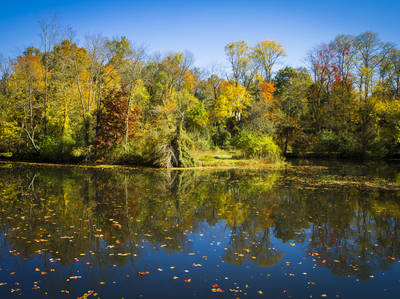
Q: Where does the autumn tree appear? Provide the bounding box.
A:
[352,32,394,155]
[96,89,140,150]
[225,41,255,88]
[213,80,251,127]
[253,40,286,82]
[38,16,59,133]
[9,53,44,152]
[242,75,276,134]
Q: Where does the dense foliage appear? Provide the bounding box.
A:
[0,25,399,166]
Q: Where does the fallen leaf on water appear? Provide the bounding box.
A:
[70,276,82,280]
[117,253,131,256]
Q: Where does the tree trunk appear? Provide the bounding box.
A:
[124,91,133,153]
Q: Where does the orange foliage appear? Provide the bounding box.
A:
[183,71,197,92]
[259,81,275,103]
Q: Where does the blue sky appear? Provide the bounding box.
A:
[1,0,399,70]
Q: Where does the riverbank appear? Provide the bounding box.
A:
[3,148,400,170]
[0,149,285,170]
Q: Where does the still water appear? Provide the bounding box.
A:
[0,161,399,298]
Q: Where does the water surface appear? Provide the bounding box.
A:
[0,161,399,298]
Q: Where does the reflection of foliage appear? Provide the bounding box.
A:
[0,164,400,279]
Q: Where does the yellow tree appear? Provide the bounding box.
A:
[9,55,44,152]
[0,94,20,152]
[225,41,254,87]
[213,80,251,125]
[253,40,286,82]
[51,40,92,147]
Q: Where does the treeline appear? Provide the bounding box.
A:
[0,24,399,166]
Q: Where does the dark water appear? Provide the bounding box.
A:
[0,161,399,298]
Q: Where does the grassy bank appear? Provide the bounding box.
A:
[190,149,285,169]
[0,148,285,170]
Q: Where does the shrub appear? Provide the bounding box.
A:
[37,134,76,162]
[367,135,389,159]
[232,130,282,162]
[317,129,341,152]
[212,126,231,148]
[338,132,360,157]
[314,130,362,157]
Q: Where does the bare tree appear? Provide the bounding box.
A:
[0,55,11,96]
[123,42,147,152]
[38,15,59,133]
[85,34,107,145]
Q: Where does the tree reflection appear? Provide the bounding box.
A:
[0,164,400,280]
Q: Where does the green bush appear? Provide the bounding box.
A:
[232,130,282,162]
[314,130,361,157]
[100,137,153,165]
[317,130,341,152]
[212,126,231,147]
[367,135,389,159]
[338,132,360,157]
[37,134,76,162]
